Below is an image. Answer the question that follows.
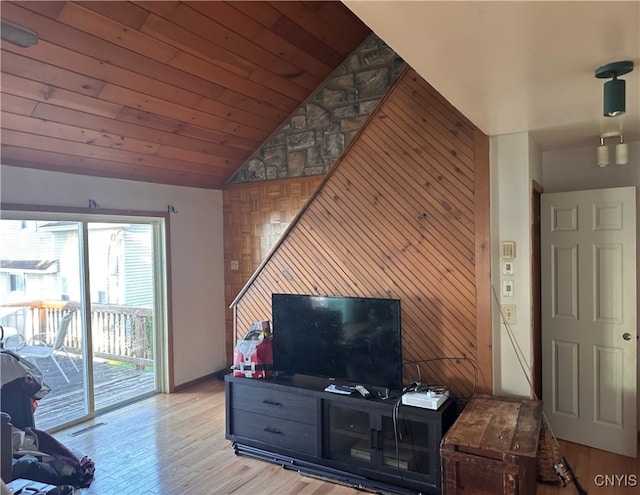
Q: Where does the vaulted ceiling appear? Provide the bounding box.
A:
[3,2,638,190]
[0,1,370,188]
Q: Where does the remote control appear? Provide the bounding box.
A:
[324,384,353,394]
[355,385,371,397]
[335,385,354,393]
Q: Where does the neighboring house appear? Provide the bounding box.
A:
[0,220,152,307]
[90,223,153,307]
[0,259,58,303]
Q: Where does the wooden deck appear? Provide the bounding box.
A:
[32,354,156,431]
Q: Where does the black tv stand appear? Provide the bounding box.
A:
[225,374,457,494]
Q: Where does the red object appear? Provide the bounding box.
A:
[232,336,273,378]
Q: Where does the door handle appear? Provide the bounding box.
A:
[370,429,378,450]
[622,332,632,341]
[370,429,382,450]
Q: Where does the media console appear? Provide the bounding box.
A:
[225,374,458,494]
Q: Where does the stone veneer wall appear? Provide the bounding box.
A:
[227,34,405,183]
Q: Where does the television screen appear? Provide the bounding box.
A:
[272,293,402,390]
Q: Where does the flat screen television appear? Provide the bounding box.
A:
[272,293,403,391]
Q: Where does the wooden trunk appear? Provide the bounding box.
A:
[440,395,542,495]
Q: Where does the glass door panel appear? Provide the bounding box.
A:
[326,402,371,463]
[87,222,157,410]
[0,219,88,430]
[1,216,163,431]
[381,415,431,475]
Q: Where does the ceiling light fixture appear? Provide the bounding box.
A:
[596,131,628,167]
[1,18,38,48]
[594,60,634,117]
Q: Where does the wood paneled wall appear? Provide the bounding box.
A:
[230,67,491,396]
[1,1,370,187]
[223,176,324,360]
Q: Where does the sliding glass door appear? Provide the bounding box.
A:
[0,213,166,431]
[0,219,88,429]
[87,222,158,412]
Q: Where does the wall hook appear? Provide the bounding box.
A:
[168,205,178,214]
[89,199,100,209]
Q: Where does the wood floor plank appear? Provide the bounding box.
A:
[50,379,640,494]
[52,379,360,494]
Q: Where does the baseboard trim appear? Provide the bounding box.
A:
[174,368,230,392]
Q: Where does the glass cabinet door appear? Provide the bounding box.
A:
[325,400,439,484]
[326,402,372,463]
[381,414,432,476]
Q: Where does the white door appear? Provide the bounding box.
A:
[541,186,637,457]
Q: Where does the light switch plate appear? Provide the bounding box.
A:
[502,279,514,297]
[502,261,514,275]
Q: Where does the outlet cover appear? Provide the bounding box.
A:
[501,241,516,259]
[502,304,516,324]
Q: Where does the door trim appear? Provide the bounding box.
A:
[531,180,543,400]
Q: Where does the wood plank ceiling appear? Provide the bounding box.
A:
[0,1,371,189]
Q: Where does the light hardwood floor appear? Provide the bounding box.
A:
[53,379,639,495]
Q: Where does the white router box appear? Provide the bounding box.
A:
[401,390,449,410]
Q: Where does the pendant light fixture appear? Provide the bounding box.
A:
[596,131,628,167]
[594,61,634,117]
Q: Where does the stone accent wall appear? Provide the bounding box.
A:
[226,34,405,184]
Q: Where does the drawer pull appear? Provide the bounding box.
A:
[262,399,281,406]
[264,426,282,435]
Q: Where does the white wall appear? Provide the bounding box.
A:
[542,142,640,193]
[0,165,226,388]
[492,135,640,410]
[490,132,541,397]
[542,140,640,430]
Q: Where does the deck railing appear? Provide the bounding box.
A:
[1,301,153,368]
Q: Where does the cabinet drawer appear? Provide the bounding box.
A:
[231,384,316,422]
[232,409,318,455]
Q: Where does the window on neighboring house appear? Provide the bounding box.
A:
[9,273,25,292]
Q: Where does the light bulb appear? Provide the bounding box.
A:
[597,138,609,167]
[616,140,628,165]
